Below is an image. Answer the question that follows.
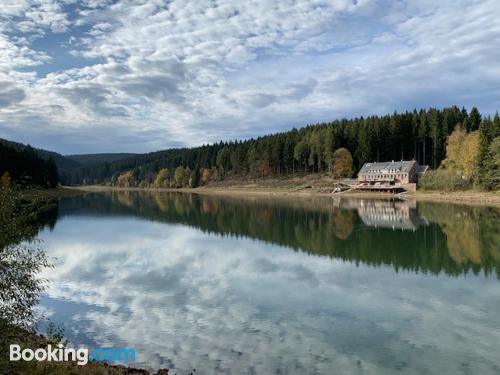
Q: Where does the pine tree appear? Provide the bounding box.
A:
[480,137,500,190]
[468,107,482,132]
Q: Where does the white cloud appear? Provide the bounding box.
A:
[0,81,26,108]
[0,0,70,33]
[0,0,499,153]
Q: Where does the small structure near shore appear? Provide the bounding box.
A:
[353,160,428,193]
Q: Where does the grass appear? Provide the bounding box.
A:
[19,186,86,200]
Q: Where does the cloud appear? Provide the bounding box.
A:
[58,85,129,117]
[37,213,500,373]
[0,0,499,153]
[0,81,26,108]
[0,0,70,34]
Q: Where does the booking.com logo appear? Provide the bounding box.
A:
[10,344,136,366]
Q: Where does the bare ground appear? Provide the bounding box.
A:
[71,173,500,207]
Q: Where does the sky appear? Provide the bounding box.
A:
[0,0,499,154]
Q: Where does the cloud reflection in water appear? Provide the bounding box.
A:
[36,198,500,374]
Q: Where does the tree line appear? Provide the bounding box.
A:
[60,106,498,190]
[0,142,58,188]
[420,112,500,190]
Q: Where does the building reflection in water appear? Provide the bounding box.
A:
[333,197,428,231]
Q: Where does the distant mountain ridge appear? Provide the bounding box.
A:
[0,138,81,174]
[0,138,59,187]
[65,153,138,166]
[0,138,137,180]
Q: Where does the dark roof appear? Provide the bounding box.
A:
[358,160,417,175]
[416,165,429,174]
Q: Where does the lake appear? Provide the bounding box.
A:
[29,192,500,374]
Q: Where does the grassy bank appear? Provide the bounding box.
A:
[19,186,87,200]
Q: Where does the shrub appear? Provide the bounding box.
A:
[419,169,471,191]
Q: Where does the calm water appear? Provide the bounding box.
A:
[32,192,500,374]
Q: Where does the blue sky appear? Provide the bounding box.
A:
[0,0,499,154]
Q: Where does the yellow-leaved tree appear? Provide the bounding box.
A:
[154,168,170,188]
[116,171,136,187]
[462,131,481,181]
[441,126,467,170]
[201,168,211,185]
[332,148,353,179]
[1,172,11,190]
[441,126,481,182]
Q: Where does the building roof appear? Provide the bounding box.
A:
[416,165,429,174]
[358,160,417,175]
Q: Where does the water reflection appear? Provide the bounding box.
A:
[334,198,428,231]
[57,192,500,277]
[24,192,500,374]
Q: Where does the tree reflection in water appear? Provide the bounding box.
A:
[58,191,500,278]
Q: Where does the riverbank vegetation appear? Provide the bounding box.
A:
[420,118,500,191]
[1,181,52,371]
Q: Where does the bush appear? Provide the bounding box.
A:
[419,169,471,191]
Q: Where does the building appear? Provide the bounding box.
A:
[356,160,428,192]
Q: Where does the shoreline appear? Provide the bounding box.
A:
[68,185,500,206]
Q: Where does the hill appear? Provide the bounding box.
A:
[0,141,58,187]
[3,106,498,191]
[65,153,137,166]
[0,139,137,184]
[0,138,81,175]
[64,106,499,191]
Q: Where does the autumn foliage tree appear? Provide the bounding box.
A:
[441,126,481,182]
[154,168,171,188]
[200,168,212,185]
[116,171,136,187]
[441,126,467,170]
[332,148,353,179]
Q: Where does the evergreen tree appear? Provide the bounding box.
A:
[468,107,482,132]
[60,106,497,189]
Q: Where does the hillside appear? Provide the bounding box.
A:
[63,106,500,191]
[0,141,58,187]
[65,153,137,166]
[0,138,81,174]
[0,138,139,184]
[3,106,498,191]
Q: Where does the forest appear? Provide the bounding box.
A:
[1,106,498,191]
[0,142,58,188]
[65,106,499,191]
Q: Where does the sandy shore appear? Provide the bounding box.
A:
[69,185,500,206]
